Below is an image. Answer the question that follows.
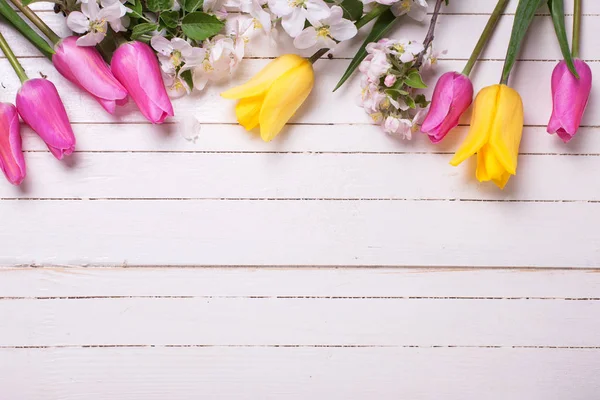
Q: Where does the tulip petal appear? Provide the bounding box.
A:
[235,95,263,131]
[0,103,25,185]
[421,72,455,132]
[489,85,523,175]
[258,61,314,142]
[221,54,305,100]
[450,85,499,166]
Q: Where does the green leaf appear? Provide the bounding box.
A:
[404,70,427,89]
[160,10,180,28]
[414,93,430,108]
[547,0,578,77]
[147,0,173,12]
[339,0,363,21]
[500,0,546,83]
[181,0,203,12]
[181,12,224,41]
[130,22,159,39]
[126,0,144,18]
[404,95,416,109]
[334,9,397,92]
[0,0,54,58]
[181,69,194,91]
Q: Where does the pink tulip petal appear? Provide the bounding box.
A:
[16,79,76,160]
[111,42,174,124]
[53,36,127,114]
[547,59,592,142]
[0,103,25,185]
[421,71,473,143]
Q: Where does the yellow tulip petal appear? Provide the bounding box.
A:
[477,144,506,182]
[492,171,511,190]
[221,54,305,100]
[489,85,524,175]
[258,60,314,142]
[235,95,264,131]
[450,85,500,167]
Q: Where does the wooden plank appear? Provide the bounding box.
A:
[1,347,599,399]
[2,152,600,200]
[2,267,600,298]
[3,58,599,126]
[0,297,599,346]
[0,200,598,267]
[18,124,600,154]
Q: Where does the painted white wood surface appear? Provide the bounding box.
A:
[2,1,600,398]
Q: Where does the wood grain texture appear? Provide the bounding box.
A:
[1,347,599,400]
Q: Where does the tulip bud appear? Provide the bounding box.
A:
[221,54,314,142]
[421,71,474,143]
[547,59,592,143]
[0,103,25,185]
[111,41,174,124]
[16,78,76,160]
[53,36,128,115]
[450,84,524,189]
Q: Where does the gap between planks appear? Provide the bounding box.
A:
[2,344,600,349]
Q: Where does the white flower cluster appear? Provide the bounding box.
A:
[67,0,130,46]
[359,38,440,139]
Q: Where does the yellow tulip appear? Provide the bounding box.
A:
[221,54,314,142]
[450,84,524,189]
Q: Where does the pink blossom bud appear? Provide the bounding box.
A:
[0,103,25,185]
[16,78,76,160]
[384,74,396,87]
[53,36,128,114]
[111,41,174,124]
[547,59,593,143]
[421,71,473,143]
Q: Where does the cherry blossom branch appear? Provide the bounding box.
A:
[413,0,444,70]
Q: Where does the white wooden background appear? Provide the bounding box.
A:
[1,0,600,398]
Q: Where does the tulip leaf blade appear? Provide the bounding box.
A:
[130,22,159,40]
[547,0,578,77]
[500,0,546,84]
[333,8,397,92]
[340,0,363,21]
[0,0,54,58]
[182,12,225,41]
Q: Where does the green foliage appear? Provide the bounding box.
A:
[181,0,203,12]
[181,12,224,41]
[0,0,54,58]
[160,10,180,28]
[130,22,159,39]
[339,0,363,21]
[404,70,427,89]
[334,8,397,91]
[501,0,546,84]
[547,0,578,77]
[147,0,173,12]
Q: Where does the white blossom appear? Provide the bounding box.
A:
[391,0,428,20]
[268,0,330,37]
[151,36,204,74]
[293,5,357,49]
[67,0,128,46]
[192,36,240,91]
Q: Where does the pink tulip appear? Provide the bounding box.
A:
[111,41,174,124]
[0,103,25,185]
[53,36,128,114]
[547,59,593,143]
[421,71,474,143]
[16,78,76,160]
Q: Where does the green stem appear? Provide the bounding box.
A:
[0,31,28,83]
[572,0,581,58]
[308,4,389,63]
[9,0,61,44]
[462,0,509,76]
